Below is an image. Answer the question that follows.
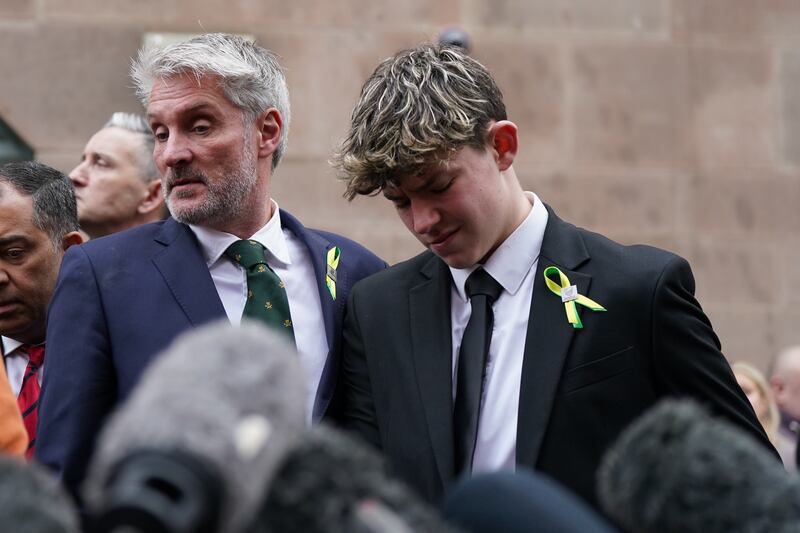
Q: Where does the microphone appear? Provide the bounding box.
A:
[250,424,459,533]
[83,319,306,533]
[0,454,81,533]
[597,399,800,533]
[443,469,618,533]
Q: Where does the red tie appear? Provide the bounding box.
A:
[17,344,44,459]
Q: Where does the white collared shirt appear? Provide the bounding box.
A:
[449,192,548,474]
[189,200,328,425]
[1,336,40,397]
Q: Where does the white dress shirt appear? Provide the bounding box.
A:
[189,201,328,425]
[448,192,548,474]
[1,336,40,397]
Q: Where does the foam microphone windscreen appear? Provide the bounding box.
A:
[84,319,306,533]
[598,399,800,533]
[0,454,81,533]
[251,424,460,533]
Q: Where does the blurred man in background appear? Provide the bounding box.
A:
[69,112,165,239]
[770,345,800,470]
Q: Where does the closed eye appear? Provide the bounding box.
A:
[384,195,410,209]
[429,177,455,194]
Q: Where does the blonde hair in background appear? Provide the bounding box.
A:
[732,361,780,444]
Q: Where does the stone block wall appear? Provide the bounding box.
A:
[1,0,798,370]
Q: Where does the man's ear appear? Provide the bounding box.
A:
[488,120,519,171]
[61,231,84,251]
[256,108,283,160]
[137,179,164,215]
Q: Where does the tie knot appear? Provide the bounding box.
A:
[225,240,267,269]
[22,344,44,367]
[465,268,503,303]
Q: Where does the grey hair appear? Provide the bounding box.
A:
[103,112,160,182]
[131,33,291,170]
[0,161,78,245]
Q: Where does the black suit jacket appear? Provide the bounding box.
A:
[339,205,775,507]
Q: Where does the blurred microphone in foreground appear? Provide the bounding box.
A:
[444,469,618,533]
[598,399,800,533]
[0,454,80,533]
[83,320,306,533]
[252,424,460,533]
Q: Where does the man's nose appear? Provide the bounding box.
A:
[158,134,193,169]
[68,162,88,187]
[411,200,441,236]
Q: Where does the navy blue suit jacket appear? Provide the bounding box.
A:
[36,211,385,495]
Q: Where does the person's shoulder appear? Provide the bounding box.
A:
[280,209,384,268]
[313,229,384,266]
[352,250,436,291]
[570,223,684,276]
[73,219,176,263]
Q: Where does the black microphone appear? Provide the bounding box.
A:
[0,454,81,533]
[598,399,800,533]
[250,424,460,533]
[83,319,306,533]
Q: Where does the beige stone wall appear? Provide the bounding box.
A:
[1,0,798,370]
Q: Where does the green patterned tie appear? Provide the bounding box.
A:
[224,239,295,343]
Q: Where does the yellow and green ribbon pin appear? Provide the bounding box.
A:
[543,266,606,329]
[325,246,341,300]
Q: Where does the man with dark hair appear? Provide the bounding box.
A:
[69,112,165,239]
[0,161,83,458]
[37,33,385,495]
[332,44,777,508]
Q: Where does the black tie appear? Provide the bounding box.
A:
[454,268,503,474]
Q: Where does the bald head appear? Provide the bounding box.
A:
[771,346,800,420]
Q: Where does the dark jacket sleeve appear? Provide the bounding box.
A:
[651,254,778,457]
[36,245,117,500]
[338,283,382,450]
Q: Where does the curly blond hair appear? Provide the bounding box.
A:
[332,44,506,200]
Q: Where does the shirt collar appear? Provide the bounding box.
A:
[450,192,548,301]
[2,336,25,358]
[188,199,292,267]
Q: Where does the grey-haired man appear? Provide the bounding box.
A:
[37,34,385,497]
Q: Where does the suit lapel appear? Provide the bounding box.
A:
[279,210,338,352]
[279,210,340,422]
[516,206,592,469]
[151,219,226,326]
[410,254,455,486]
